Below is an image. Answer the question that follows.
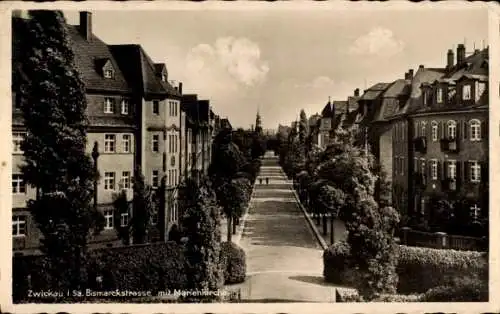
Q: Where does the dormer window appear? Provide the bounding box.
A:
[462,84,472,100]
[104,69,114,79]
[436,88,443,103]
[121,99,129,115]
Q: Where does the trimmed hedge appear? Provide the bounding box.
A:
[13,242,187,303]
[324,241,488,294]
[220,241,247,284]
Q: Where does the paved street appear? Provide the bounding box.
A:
[229,151,336,302]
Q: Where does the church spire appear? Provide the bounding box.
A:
[255,107,262,134]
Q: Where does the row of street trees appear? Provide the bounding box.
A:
[278,110,399,300]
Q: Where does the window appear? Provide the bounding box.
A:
[104,69,113,79]
[470,161,481,182]
[470,119,481,141]
[122,134,131,153]
[414,122,419,139]
[437,88,443,103]
[161,73,166,82]
[447,120,457,139]
[12,216,26,237]
[462,84,472,100]
[152,134,160,152]
[12,174,26,194]
[121,100,129,115]
[431,121,438,142]
[121,171,131,189]
[447,161,456,179]
[420,198,426,215]
[152,170,159,188]
[423,91,428,106]
[470,204,481,220]
[431,160,438,180]
[104,134,116,153]
[104,172,115,190]
[420,158,426,174]
[120,212,129,227]
[151,209,158,225]
[104,210,114,230]
[13,132,26,153]
[153,100,160,115]
[104,98,114,113]
[421,122,426,137]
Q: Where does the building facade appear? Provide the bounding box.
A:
[11,11,220,254]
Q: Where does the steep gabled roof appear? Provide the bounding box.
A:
[402,67,446,115]
[109,44,181,98]
[373,79,411,122]
[360,83,391,101]
[65,25,132,93]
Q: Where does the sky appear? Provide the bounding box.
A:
[63,7,488,129]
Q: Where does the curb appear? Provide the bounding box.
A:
[280,168,328,250]
[232,159,261,246]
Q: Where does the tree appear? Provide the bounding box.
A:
[318,185,346,244]
[298,109,308,154]
[182,178,223,302]
[17,10,103,292]
[113,190,131,245]
[131,167,155,244]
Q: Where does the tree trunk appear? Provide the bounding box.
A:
[232,216,237,234]
[322,214,327,236]
[330,215,335,245]
[316,211,321,225]
[227,215,232,242]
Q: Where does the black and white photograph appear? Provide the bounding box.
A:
[2,2,498,311]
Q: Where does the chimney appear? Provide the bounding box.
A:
[179,82,183,95]
[447,49,454,69]
[79,11,92,42]
[354,88,360,97]
[408,69,414,79]
[457,44,466,65]
[419,64,424,69]
[474,49,480,54]
[404,72,409,80]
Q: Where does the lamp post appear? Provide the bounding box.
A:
[91,141,99,212]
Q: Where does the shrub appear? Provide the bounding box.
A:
[419,273,488,302]
[324,241,488,295]
[13,242,187,303]
[397,245,488,294]
[220,242,247,284]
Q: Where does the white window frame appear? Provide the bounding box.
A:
[430,159,438,180]
[104,210,114,230]
[12,174,26,194]
[470,161,481,183]
[431,121,438,142]
[121,99,129,115]
[421,121,427,137]
[436,88,443,103]
[121,171,131,189]
[120,212,129,227]
[152,170,159,188]
[448,160,457,179]
[469,119,481,141]
[462,84,472,100]
[104,172,116,190]
[104,98,114,114]
[13,132,26,154]
[104,69,113,79]
[447,120,457,139]
[152,134,159,153]
[122,134,131,153]
[12,215,26,237]
[104,134,116,153]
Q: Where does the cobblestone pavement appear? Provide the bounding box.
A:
[228,152,337,302]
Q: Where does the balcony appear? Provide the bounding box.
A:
[413,136,427,153]
[442,178,457,191]
[440,137,459,153]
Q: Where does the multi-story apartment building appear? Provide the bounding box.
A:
[409,45,488,221]
[11,11,200,253]
[12,12,137,253]
[380,66,445,215]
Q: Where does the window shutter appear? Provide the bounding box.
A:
[437,161,442,179]
[463,161,469,183]
[463,121,468,140]
[438,121,443,139]
[481,120,487,140]
[481,161,488,183]
[428,161,432,179]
